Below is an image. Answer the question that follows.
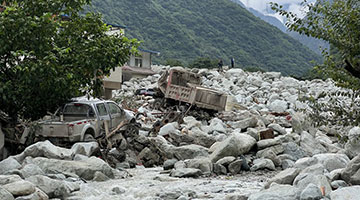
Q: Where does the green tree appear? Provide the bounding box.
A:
[271,0,360,89]
[0,0,138,121]
[188,57,218,69]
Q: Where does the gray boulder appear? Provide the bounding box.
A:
[268,100,288,113]
[345,127,360,159]
[0,186,14,200]
[186,158,212,175]
[189,127,216,148]
[331,180,348,189]
[213,163,227,175]
[256,149,281,167]
[92,171,110,182]
[26,175,69,198]
[0,157,21,175]
[20,164,45,178]
[300,131,327,156]
[32,157,114,180]
[228,160,242,174]
[163,159,178,170]
[294,174,332,196]
[0,174,22,185]
[14,141,72,162]
[2,180,36,196]
[257,139,280,150]
[250,158,276,171]
[14,187,48,200]
[268,124,287,135]
[170,168,203,178]
[159,122,178,136]
[210,133,256,163]
[300,183,322,200]
[248,183,299,200]
[281,159,295,169]
[330,186,360,200]
[229,117,258,130]
[313,153,350,172]
[294,157,318,169]
[282,142,307,161]
[265,168,301,189]
[171,144,209,160]
[216,156,236,167]
[341,153,360,185]
[71,142,99,157]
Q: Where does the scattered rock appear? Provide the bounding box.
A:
[26,175,69,198]
[0,157,21,175]
[265,168,301,189]
[299,183,322,200]
[250,158,276,171]
[170,168,203,178]
[330,185,360,200]
[0,186,14,200]
[163,159,178,170]
[228,160,242,174]
[71,142,99,157]
[2,180,36,196]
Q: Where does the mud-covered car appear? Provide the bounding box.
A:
[36,98,139,145]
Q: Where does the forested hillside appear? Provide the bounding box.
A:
[89,0,322,76]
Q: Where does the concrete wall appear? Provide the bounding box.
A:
[129,51,151,69]
[103,66,122,90]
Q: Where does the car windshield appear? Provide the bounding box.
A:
[64,104,92,116]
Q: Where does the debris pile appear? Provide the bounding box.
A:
[1,66,360,199]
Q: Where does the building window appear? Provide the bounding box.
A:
[135,57,142,67]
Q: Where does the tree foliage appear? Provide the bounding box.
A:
[271,0,360,89]
[0,0,138,120]
[188,57,218,69]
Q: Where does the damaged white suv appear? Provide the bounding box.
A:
[36,98,139,145]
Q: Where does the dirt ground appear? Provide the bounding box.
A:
[70,167,278,200]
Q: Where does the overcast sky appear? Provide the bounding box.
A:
[239,0,316,22]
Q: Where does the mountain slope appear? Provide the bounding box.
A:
[90,0,321,76]
[231,0,329,55]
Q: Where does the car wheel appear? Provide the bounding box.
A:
[123,124,139,138]
[83,133,95,142]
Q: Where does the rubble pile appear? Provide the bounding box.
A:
[0,141,129,199]
[1,66,360,199]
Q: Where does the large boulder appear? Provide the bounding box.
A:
[0,186,14,200]
[268,100,288,113]
[26,175,70,198]
[300,183,323,200]
[248,183,300,200]
[257,139,280,150]
[229,117,258,130]
[170,144,209,160]
[210,133,256,163]
[250,158,276,171]
[71,142,99,157]
[0,157,21,175]
[344,127,360,159]
[15,187,48,200]
[265,168,301,189]
[170,168,202,178]
[294,174,332,196]
[300,131,327,156]
[282,142,307,161]
[330,185,360,200]
[186,158,212,175]
[341,153,360,185]
[14,141,72,162]
[32,156,114,180]
[20,164,45,178]
[0,175,22,185]
[313,153,350,172]
[2,180,36,196]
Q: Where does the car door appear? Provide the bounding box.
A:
[106,102,124,130]
[95,103,111,133]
